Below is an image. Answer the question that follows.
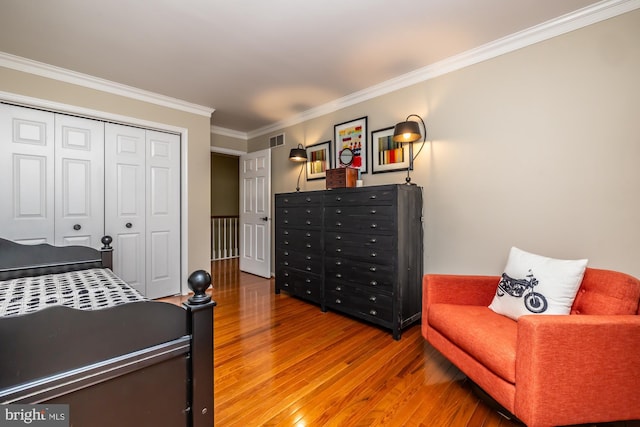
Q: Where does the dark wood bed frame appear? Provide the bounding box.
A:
[0,236,216,427]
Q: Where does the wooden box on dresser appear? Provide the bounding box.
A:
[275,184,423,339]
[274,190,325,304]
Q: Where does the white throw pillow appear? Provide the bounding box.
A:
[488,247,588,320]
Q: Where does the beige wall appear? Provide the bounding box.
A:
[211,131,247,153]
[0,67,212,289]
[211,153,239,216]
[251,9,640,278]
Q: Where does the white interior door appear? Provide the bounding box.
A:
[105,123,147,295]
[146,130,181,298]
[239,149,271,278]
[54,114,105,248]
[0,104,55,244]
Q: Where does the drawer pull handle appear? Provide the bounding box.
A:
[306,255,312,260]
[369,309,377,316]
[336,209,342,214]
[306,243,312,248]
[370,209,376,214]
[284,251,289,256]
[284,241,289,245]
[336,196,342,201]
[284,261,289,266]
[336,273,342,278]
[306,220,311,225]
[370,195,377,199]
[283,282,290,287]
[336,248,342,253]
[336,286,342,291]
[370,223,377,229]
[370,281,378,286]
[336,298,342,304]
[306,290,312,295]
[370,238,377,243]
[336,221,342,227]
[306,278,311,283]
[284,272,289,277]
[336,235,342,240]
[306,232,311,237]
[306,266,312,271]
[306,209,311,214]
[284,219,289,224]
[335,260,342,265]
[369,296,377,302]
[284,230,289,235]
[369,267,377,272]
[306,197,311,202]
[284,198,289,203]
[284,209,288,214]
[370,253,377,257]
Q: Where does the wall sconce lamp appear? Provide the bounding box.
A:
[393,114,427,185]
[288,143,308,192]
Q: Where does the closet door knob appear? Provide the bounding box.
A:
[126,222,133,228]
[73,224,81,231]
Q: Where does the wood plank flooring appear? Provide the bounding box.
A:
[163,259,640,427]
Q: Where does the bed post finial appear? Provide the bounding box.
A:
[100,235,113,270]
[188,270,212,304]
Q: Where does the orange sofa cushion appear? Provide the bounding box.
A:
[571,268,640,315]
[428,304,517,384]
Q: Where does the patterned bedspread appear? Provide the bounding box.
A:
[0,268,147,317]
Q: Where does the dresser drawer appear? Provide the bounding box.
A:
[325,283,393,323]
[277,247,323,268]
[276,268,322,304]
[324,187,396,206]
[277,252,322,275]
[275,206,323,228]
[325,257,394,291]
[276,233,322,253]
[324,205,396,233]
[276,228,322,246]
[325,232,394,261]
[276,192,323,206]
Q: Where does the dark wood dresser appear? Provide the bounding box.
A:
[275,184,423,339]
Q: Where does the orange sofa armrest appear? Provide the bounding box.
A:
[515,315,640,426]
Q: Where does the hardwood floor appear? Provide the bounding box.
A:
[164,259,639,427]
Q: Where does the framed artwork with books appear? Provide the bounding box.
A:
[306,140,331,180]
[370,126,412,174]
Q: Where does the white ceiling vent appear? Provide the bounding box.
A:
[269,133,285,148]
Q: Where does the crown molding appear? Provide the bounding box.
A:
[248,0,640,139]
[211,125,248,140]
[0,52,215,118]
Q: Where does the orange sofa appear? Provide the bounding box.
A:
[422,268,640,427]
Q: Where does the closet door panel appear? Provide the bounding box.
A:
[105,123,146,295]
[0,105,55,244]
[146,130,180,298]
[54,114,104,248]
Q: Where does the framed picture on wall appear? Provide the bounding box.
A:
[370,126,412,174]
[334,116,367,173]
[306,140,332,180]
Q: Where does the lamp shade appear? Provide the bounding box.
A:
[393,120,421,143]
[289,144,307,162]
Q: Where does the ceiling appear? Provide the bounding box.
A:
[0,0,604,134]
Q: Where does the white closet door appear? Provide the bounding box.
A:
[105,123,146,295]
[0,104,55,244]
[54,114,105,248]
[146,130,181,298]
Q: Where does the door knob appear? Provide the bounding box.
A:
[260,217,268,221]
[126,222,132,228]
[73,224,81,230]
